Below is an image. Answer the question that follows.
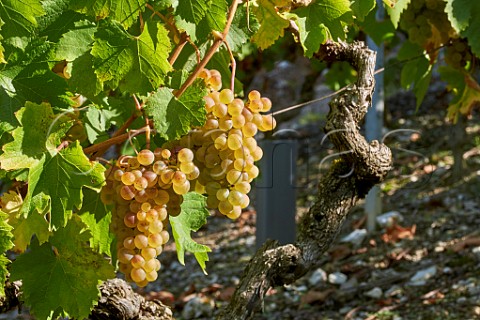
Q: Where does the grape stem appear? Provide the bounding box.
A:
[223,39,236,92]
[174,0,240,98]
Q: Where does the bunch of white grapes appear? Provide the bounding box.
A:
[101,68,276,286]
[102,147,199,287]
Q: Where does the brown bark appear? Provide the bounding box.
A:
[217,41,392,320]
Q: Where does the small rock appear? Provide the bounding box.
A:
[364,287,383,299]
[340,277,358,290]
[308,268,327,286]
[442,267,453,274]
[408,265,437,286]
[376,211,404,227]
[181,296,215,319]
[341,229,367,247]
[385,285,403,297]
[328,272,348,285]
[456,296,467,304]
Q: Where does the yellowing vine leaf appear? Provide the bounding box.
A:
[251,0,290,50]
[447,74,480,123]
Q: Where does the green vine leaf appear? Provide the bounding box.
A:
[385,0,411,28]
[78,188,114,256]
[20,141,106,228]
[351,0,376,22]
[170,192,211,273]
[0,102,73,170]
[91,20,172,94]
[144,83,206,141]
[293,0,353,57]
[176,0,210,24]
[0,0,45,39]
[55,19,96,61]
[10,216,115,320]
[0,88,21,138]
[445,0,480,56]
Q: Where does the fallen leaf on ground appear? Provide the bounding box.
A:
[381,223,416,243]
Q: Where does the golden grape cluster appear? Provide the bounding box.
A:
[101,69,276,286]
[102,148,199,286]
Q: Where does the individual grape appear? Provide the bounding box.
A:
[123,236,136,250]
[239,194,250,208]
[131,268,147,283]
[249,99,263,112]
[259,114,277,131]
[148,233,164,247]
[149,219,164,233]
[234,181,251,194]
[218,200,234,215]
[160,230,170,244]
[160,169,175,184]
[214,134,228,150]
[242,122,258,137]
[219,117,233,131]
[100,189,114,205]
[143,258,158,273]
[227,134,243,150]
[145,270,158,282]
[172,171,187,186]
[143,171,158,187]
[241,106,253,122]
[232,114,246,128]
[226,169,242,185]
[145,188,158,199]
[228,99,244,116]
[168,204,181,217]
[228,190,244,206]
[248,90,261,101]
[141,248,157,261]
[180,161,196,175]
[216,188,230,202]
[261,97,272,112]
[124,212,137,228]
[251,146,263,161]
[121,172,136,185]
[134,234,149,249]
[137,221,149,233]
[134,177,148,190]
[219,89,234,104]
[131,254,146,268]
[131,170,143,179]
[213,103,228,118]
[226,206,242,220]
[204,118,219,129]
[113,169,124,181]
[186,166,200,180]
[173,179,190,195]
[118,248,135,264]
[136,210,147,221]
[137,149,155,166]
[178,148,194,163]
[146,208,158,222]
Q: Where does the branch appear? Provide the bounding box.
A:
[218,41,393,319]
[84,126,150,155]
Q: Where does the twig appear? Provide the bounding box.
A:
[84,126,149,155]
[175,0,240,98]
[169,36,188,65]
